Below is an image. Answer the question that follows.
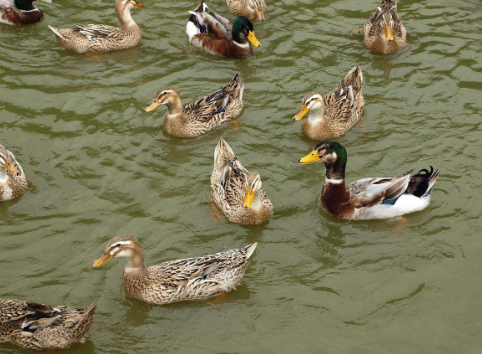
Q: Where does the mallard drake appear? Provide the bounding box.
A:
[0,0,51,25]
[186,3,261,58]
[211,138,273,225]
[364,0,407,55]
[93,236,258,305]
[144,73,244,137]
[299,141,439,220]
[225,0,266,21]
[0,299,95,350]
[0,143,27,201]
[293,66,364,140]
[47,0,143,53]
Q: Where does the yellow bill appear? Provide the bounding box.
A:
[384,25,394,41]
[144,100,161,112]
[243,188,255,208]
[92,252,113,267]
[293,105,309,121]
[134,2,145,8]
[299,150,321,164]
[247,31,261,47]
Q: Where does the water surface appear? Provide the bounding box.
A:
[1,0,481,353]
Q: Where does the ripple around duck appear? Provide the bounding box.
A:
[1,0,482,353]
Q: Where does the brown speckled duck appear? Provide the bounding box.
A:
[0,299,95,351]
[364,0,407,55]
[299,141,439,220]
[225,0,266,21]
[293,66,364,140]
[211,138,273,225]
[144,73,244,137]
[48,0,143,53]
[0,0,51,25]
[93,236,257,305]
[186,3,261,58]
[0,143,27,201]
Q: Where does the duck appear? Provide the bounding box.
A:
[225,0,266,21]
[211,138,273,225]
[0,0,51,25]
[144,73,244,137]
[0,299,95,350]
[293,66,364,140]
[364,0,407,55]
[186,2,261,58]
[93,236,258,305]
[0,143,27,201]
[299,140,439,220]
[47,0,143,54]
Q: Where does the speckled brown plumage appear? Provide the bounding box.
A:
[295,66,364,140]
[93,236,258,305]
[48,0,143,53]
[364,0,406,54]
[211,138,273,225]
[0,299,95,350]
[144,73,244,137]
[0,143,27,201]
[225,0,267,21]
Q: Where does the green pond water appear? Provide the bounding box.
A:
[1,0,481,352]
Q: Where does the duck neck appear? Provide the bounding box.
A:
[124,248,146,271]
[14,0,35,11]
[251,190,263,211]
[324,154,347,181]
[115,2,138,31]
[307,105,325,125]
[165,97,184,120]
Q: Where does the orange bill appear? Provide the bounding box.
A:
[293,105,309,121]
[243,188,255,208]
[92,252,113,267]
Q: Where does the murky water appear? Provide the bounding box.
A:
[1,0,481,352]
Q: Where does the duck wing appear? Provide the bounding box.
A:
[184,73,243,124]
[348,169,414,208]
[73,24,121,41]
[0,299,55,324]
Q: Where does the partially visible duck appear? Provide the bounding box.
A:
[225,0,266,21]
[0,0,51,26]
[186,2,261,58]
[293,66,364,140]
[299,140,439,220]
[0,143,27,201]
[0,299,95,350]
[48,0,143,53]
[364,0,407,55]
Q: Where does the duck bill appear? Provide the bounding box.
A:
[247,31,261,47]
[243,188,255,208]
[134,2,145,8]
[144,100,161,112]
[92,252,113,267]
[255,7,265,21]
[384,25,394,41]
[299,150,321,164]
[293,105,309,121]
